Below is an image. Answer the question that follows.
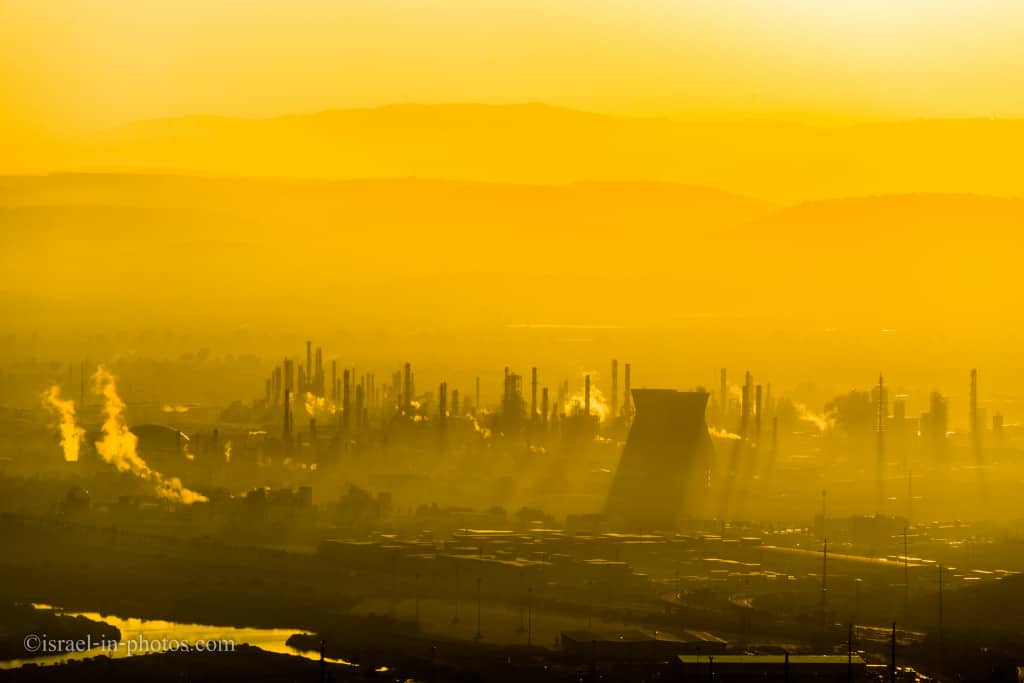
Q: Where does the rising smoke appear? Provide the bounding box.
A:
[42,385,85,462]
[92,366,207,504]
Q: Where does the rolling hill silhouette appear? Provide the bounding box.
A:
[42,103,1024,202]
[1,174,1020,328]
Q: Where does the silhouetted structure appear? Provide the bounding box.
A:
[606,389,716,529]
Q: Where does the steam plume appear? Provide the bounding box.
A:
[794,402,833,432]
[92,366,207,504]
[563,373,610,421]
[42,385,85,462]
[708,426,742,440]
[304,391,337,417]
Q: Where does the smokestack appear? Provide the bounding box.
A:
[343,369,351,431]
[584,374,591,417]
[611,359,619,420]
[541,388,549,428]
[331,360,337,402]
[284,358,294,394]
[403,362,413,412]
[531,367,538,422]
[355,383,364,429]
[970,368,980,446]
[742,371,752,425]
[755,384,763,446]
[368,374,376,419]
[306,341,312,392]
[719,368,727,421]
[623,363,632,418]
[283,389,292,444]
[503,367,510,409]
[438,382,448,452]
[452,388,459,417]
[315,347,324,397]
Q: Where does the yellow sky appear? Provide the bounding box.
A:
[3,0,1024,134]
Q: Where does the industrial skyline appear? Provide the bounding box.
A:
[3,1,1024,679]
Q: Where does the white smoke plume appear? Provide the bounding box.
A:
[304,391,337,417]
[708,426,742,440]
[562,372,610,422]
[42,385,85,462]
[794,402,834,432]
[92,366,207,504]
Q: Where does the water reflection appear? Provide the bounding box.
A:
[0,604,356,670]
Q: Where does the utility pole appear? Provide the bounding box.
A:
[903,524,910,615]
[527,586,533,646]
[821,538,828,647]
[475,576,483,641]
[847,623,853,682]
[452,561,460,624]
[938,563,944,649]
[889,623,897,683]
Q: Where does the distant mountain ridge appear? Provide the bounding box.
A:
[24,103,1024,202]
[1,173,1021,325]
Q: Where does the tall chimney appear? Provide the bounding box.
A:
[283,388,293,443]
[584,374,591,418]
[503,366,510,412]
[306,341,312,392]
[740,373,750,424]
[623,364,632,419]
[611,359,619,420]
[719,368,727,421]
[531,367,538,422]
[343,369,351,431]
[403,362,413,411]
[315,347,324,397]
[284,358,294,394]
[452,388,460,417]
[742,371,752,424]
[355,383,364,429]
[541,387,549,428]
[330,360,337,402]
[755,384,763,446]
[970,368,980,445]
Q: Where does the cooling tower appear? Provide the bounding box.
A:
[606,389,715,530]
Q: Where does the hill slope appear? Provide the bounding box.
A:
[17,104,1024,202]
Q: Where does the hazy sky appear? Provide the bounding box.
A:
[3,0,1024,133]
